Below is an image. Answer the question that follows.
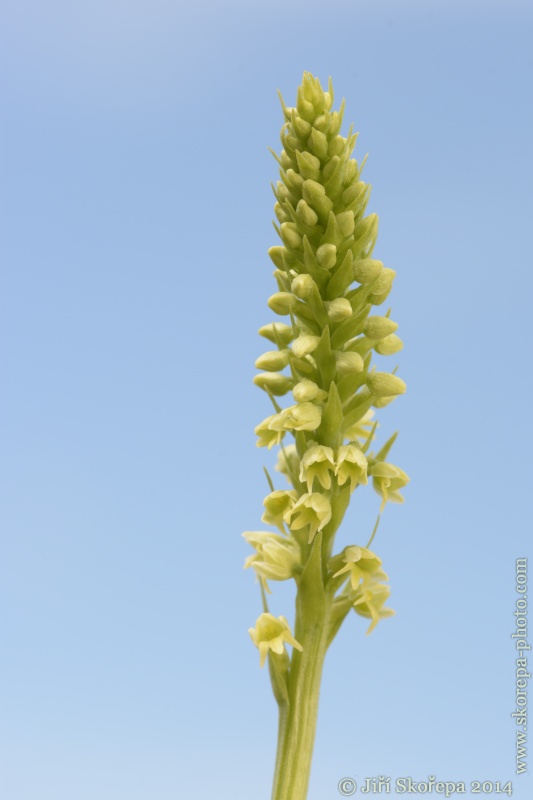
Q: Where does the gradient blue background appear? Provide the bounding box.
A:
[1,1,532,798]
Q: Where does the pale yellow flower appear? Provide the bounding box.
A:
[280,402,322,432]
[335,444,368,492]
[243,531,300,584]
[370,462,410,511]
[353,582,395,634]
[332,545,388,589]
[283,492,332,542]
[255,414,285,449]
[262,490,298,533]
[299,444,335,493]
[249,613,303,667]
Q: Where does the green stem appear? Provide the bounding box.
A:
[270,585,332,800]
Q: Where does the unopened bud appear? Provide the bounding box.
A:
[274,202,290,224]
[316,243,337,270]
[268,292,297,315]
[352,214,378,259]
[296,199,318,227]
[342,180,366,206]
[280,222,303,250]
[325,298,352,322]
[366,372,406,397]
[336,210,355,237]
[291,109,312,139]
[296,86,315,121]
[368,268,396,305]
[308,128,328,161]
[268,246,287,269]
[292,334,320,358]
[302,180,333,218]
[353,258,383,284]
[291,273,316,300]
[292,379,322,402]
[328,135,345,158]
[334,351,364,375]
[255,350,290,371]
[313,112,330,133]
[295,150,321,181]
[343,159,358,185]
[254,373,293,395]
[328,106,343,136]
[258,322,295,345]
[375,334,403,356]
[285,169,304,192]
[364,316,398,340]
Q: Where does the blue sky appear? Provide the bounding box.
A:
[1,1,532,798]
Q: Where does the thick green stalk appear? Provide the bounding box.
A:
[270,534,333,800]
[271,590,332,800]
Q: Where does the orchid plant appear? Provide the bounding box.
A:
[244,72,409,800]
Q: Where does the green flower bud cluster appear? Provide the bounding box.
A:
[246,74,408,667]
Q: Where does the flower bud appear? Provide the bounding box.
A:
[342,179,367,205]
[366,372,406,397]
[328,135,345,158]
[295,150,321,181]
[328,108,343,136]
[301,74,319,104]
[313,112,330,133]
[258,322,295,345]
[296,199,318,227]
[364,316,398,340]
[316,243,337,270]
[334,351,364,374]
[308,128,328,161]
[368,268,396,305]
[336,210,355,237]
[279,150,293,170]
[254,373,293,395]
[291,273,316,300]
[268,246,287,269]
[292,334,320,358]
[291,109,312,139]
[373,395,396,408]
[325,298,352,322]
[284,168,304,192]
[343,158,358,185]
[255,349,290,371]
[375,333,403,356]
[268,292,297,315]
[280,222,303,250]
[274,202,290,223]
[302,179,333,218]
[352,213,378,259]
[352,258,383,284]
[292,379,324,403]
[275,179,292,201]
